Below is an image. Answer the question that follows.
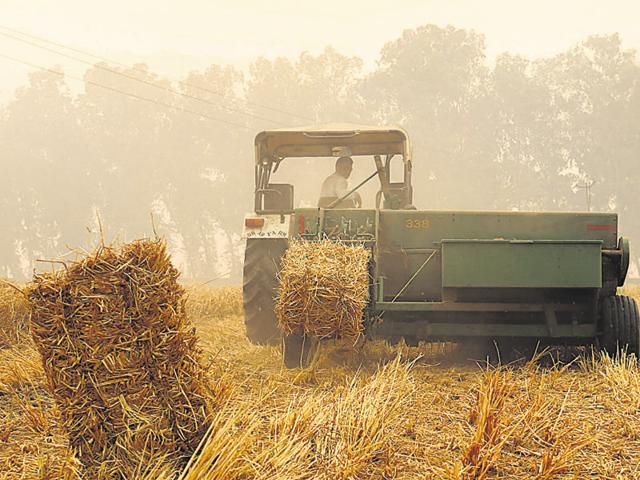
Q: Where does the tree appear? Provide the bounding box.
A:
[530,35,640,251]
[0,68,86,278]
[362,25,501,209]
[247,46,364,125]
[485,53,568,210]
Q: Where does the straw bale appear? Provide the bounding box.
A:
[276,240,370,339]
[25,238,213,479]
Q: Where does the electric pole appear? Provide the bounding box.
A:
[575,179,596,212]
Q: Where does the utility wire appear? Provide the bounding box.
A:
[0,29,289,127]
[0,52,253,130]
[0,24,315,123]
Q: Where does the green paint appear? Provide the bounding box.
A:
[378,210,618,249]
[441,239,602,288]
[373,321,597,338]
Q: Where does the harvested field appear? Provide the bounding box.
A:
[0,283,639,479]
[0,281,29,346]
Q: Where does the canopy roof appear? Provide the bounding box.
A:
[254,123,411,163]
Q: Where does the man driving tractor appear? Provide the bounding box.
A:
[318,156,362,208]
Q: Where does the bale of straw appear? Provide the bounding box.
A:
[25,239,213,479]
[276,240,370,340]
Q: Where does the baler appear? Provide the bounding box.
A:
[242,125,637,367]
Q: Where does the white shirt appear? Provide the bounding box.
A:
[320,172,350,199]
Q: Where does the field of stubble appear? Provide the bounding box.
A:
[0,283,639,479]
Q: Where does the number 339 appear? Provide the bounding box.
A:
[405,219,430,229]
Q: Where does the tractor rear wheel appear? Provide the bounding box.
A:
[242,239,287,345]
[600,295,640,357]
[283,333,318,368]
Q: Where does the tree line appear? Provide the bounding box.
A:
[1,25,639,281]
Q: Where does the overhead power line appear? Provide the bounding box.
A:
[0,24,314,123]
[0,29,289,127]
[0,52,252,130]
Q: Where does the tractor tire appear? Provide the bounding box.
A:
[600,295,640,357]
[283,333,319,368]
[242,239,287,345]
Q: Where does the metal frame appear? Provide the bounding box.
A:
[372,321,597,338]
[253,125,413,213]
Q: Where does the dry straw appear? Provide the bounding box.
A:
[276,240,370,340]
[0,281,29,346]
[25,238,213,479]
[186,285,243,319]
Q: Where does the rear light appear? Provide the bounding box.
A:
[245,218,265,228]
[298,214,306,235]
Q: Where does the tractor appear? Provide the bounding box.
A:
[242,124,638,367]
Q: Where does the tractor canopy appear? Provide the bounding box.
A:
[254,124,411,163]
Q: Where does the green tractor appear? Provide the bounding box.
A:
[242,124,638,367]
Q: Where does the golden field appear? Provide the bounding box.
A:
[0,284,639,479]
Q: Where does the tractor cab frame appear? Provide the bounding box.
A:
[253,124,413,212]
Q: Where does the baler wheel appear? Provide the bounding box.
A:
[600,295,640,357]
[242,239,287,345]
[283,333,318,368]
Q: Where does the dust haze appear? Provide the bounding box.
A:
[1,2,640,281]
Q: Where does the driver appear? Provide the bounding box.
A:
[318,156,362,208]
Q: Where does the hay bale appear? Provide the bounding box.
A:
[25,239,213,479]
[276,240,370,340]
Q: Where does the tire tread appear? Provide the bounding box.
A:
[242,239,287,345]
[600,295,640,357]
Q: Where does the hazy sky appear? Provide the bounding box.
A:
[2,0,640,100]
